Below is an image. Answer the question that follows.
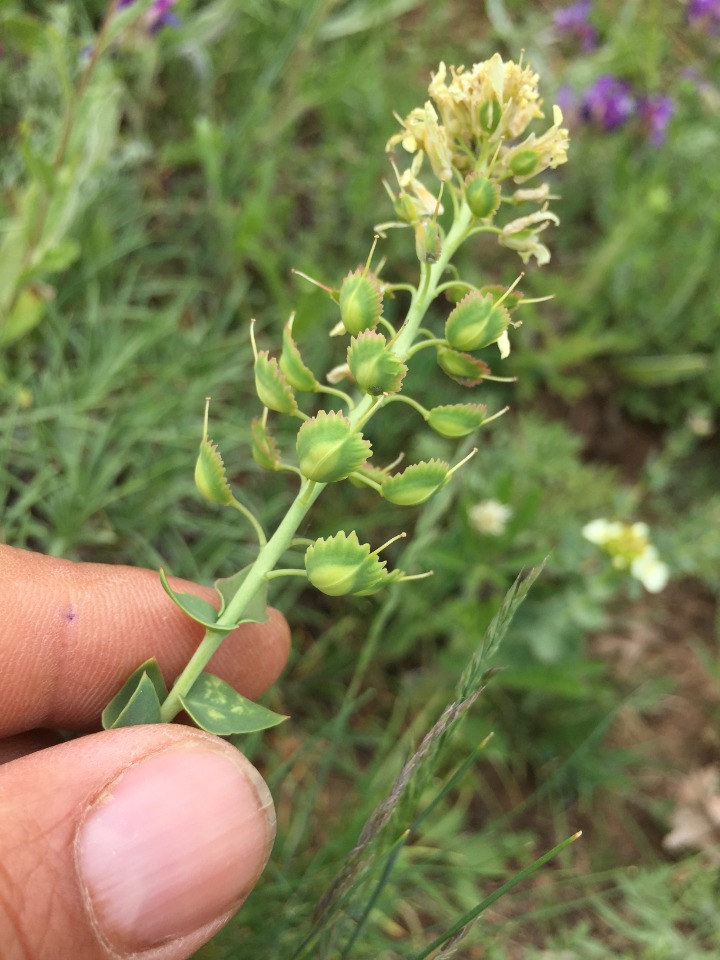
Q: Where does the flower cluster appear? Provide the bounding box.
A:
[388,56,569,184]
[384,54,569,267]
[582,519,669,593]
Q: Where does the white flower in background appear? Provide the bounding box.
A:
[687,409,714,437]
[631,545,670,593]
[469,500,512,536]
[582,518,669,592]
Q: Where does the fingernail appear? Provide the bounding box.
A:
[76,742,275,952]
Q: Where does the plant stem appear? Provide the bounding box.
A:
[159,478,325,722]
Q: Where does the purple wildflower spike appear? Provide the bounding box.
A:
[581,75,636,131]
[638,94,675,145]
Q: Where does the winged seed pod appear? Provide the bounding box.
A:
[436,346,490,386]
[304,530,405,597]
[251,417,282,472]
[279,317,318,392]
[194,400,234,505]
[254,351,299,416]
[445,291,509,353]
[194,438,234,505]
[339,268,383,336]
[347,330,407,396]
[296,410,372,483]
[381,459,450,506]
[427,403,488,438]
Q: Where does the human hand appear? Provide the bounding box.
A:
[0,546,290,960]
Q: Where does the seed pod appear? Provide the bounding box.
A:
[347,330,407,396]
[339,268,383,336]
[427,403,488,438]
[381,460,449,506]
[296,410,372,483]
[414,219,442,264]
[445,291,509,353]
[479,98,501,134]
[304,530,403,597]
[465,175,501,220]
[509,149,540,178]
[251,418,282,471]
[195,439,234,505]
[279,320,318,392]
[254,352,299,416]
[436,347,491,387]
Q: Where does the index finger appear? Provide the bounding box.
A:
[0,546,290,737]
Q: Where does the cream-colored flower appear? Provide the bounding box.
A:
[631,545,670,593]
[583,518,669,593]
[500,106,570,183]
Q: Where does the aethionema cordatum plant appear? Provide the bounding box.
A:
[102,53,570,736]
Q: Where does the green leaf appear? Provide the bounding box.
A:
[102,658,168,729]
[159,569,236,632]
[27,240,82,278]
[179,673,287,735]
[214,567,269,624]
[0,286,48,347]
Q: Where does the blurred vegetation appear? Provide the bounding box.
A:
[1,1,720,957]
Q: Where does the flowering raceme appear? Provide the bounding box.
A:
[101,54,572,737]
[388,55,569,183]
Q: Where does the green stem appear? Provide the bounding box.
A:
[392,200,474,358]
[159,478,325,722]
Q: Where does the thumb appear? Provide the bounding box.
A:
[0,726,275,960]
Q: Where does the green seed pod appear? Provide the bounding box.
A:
[347,330,407,396]
[414,219,442,264]
[296,410,372,483]
[339,268,383,336]
[479,98,502,134]
[465,175,501,220]
[194,439,234,505]
[251,418,282,472]
[436,347,490,386]
[445,291,509,353]
[427,403,488,438]
[381,459,449,506]
[509,149,540,178]
[254,352,299,416]
[304,530,403,597]
[444,283,473,304]
[279,320,318,392]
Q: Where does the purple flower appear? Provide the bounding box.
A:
[118,0,180,33]
[687,0,720,26]
[638,94,675,145]
[553,0,598,51]
[580,75,636,131]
